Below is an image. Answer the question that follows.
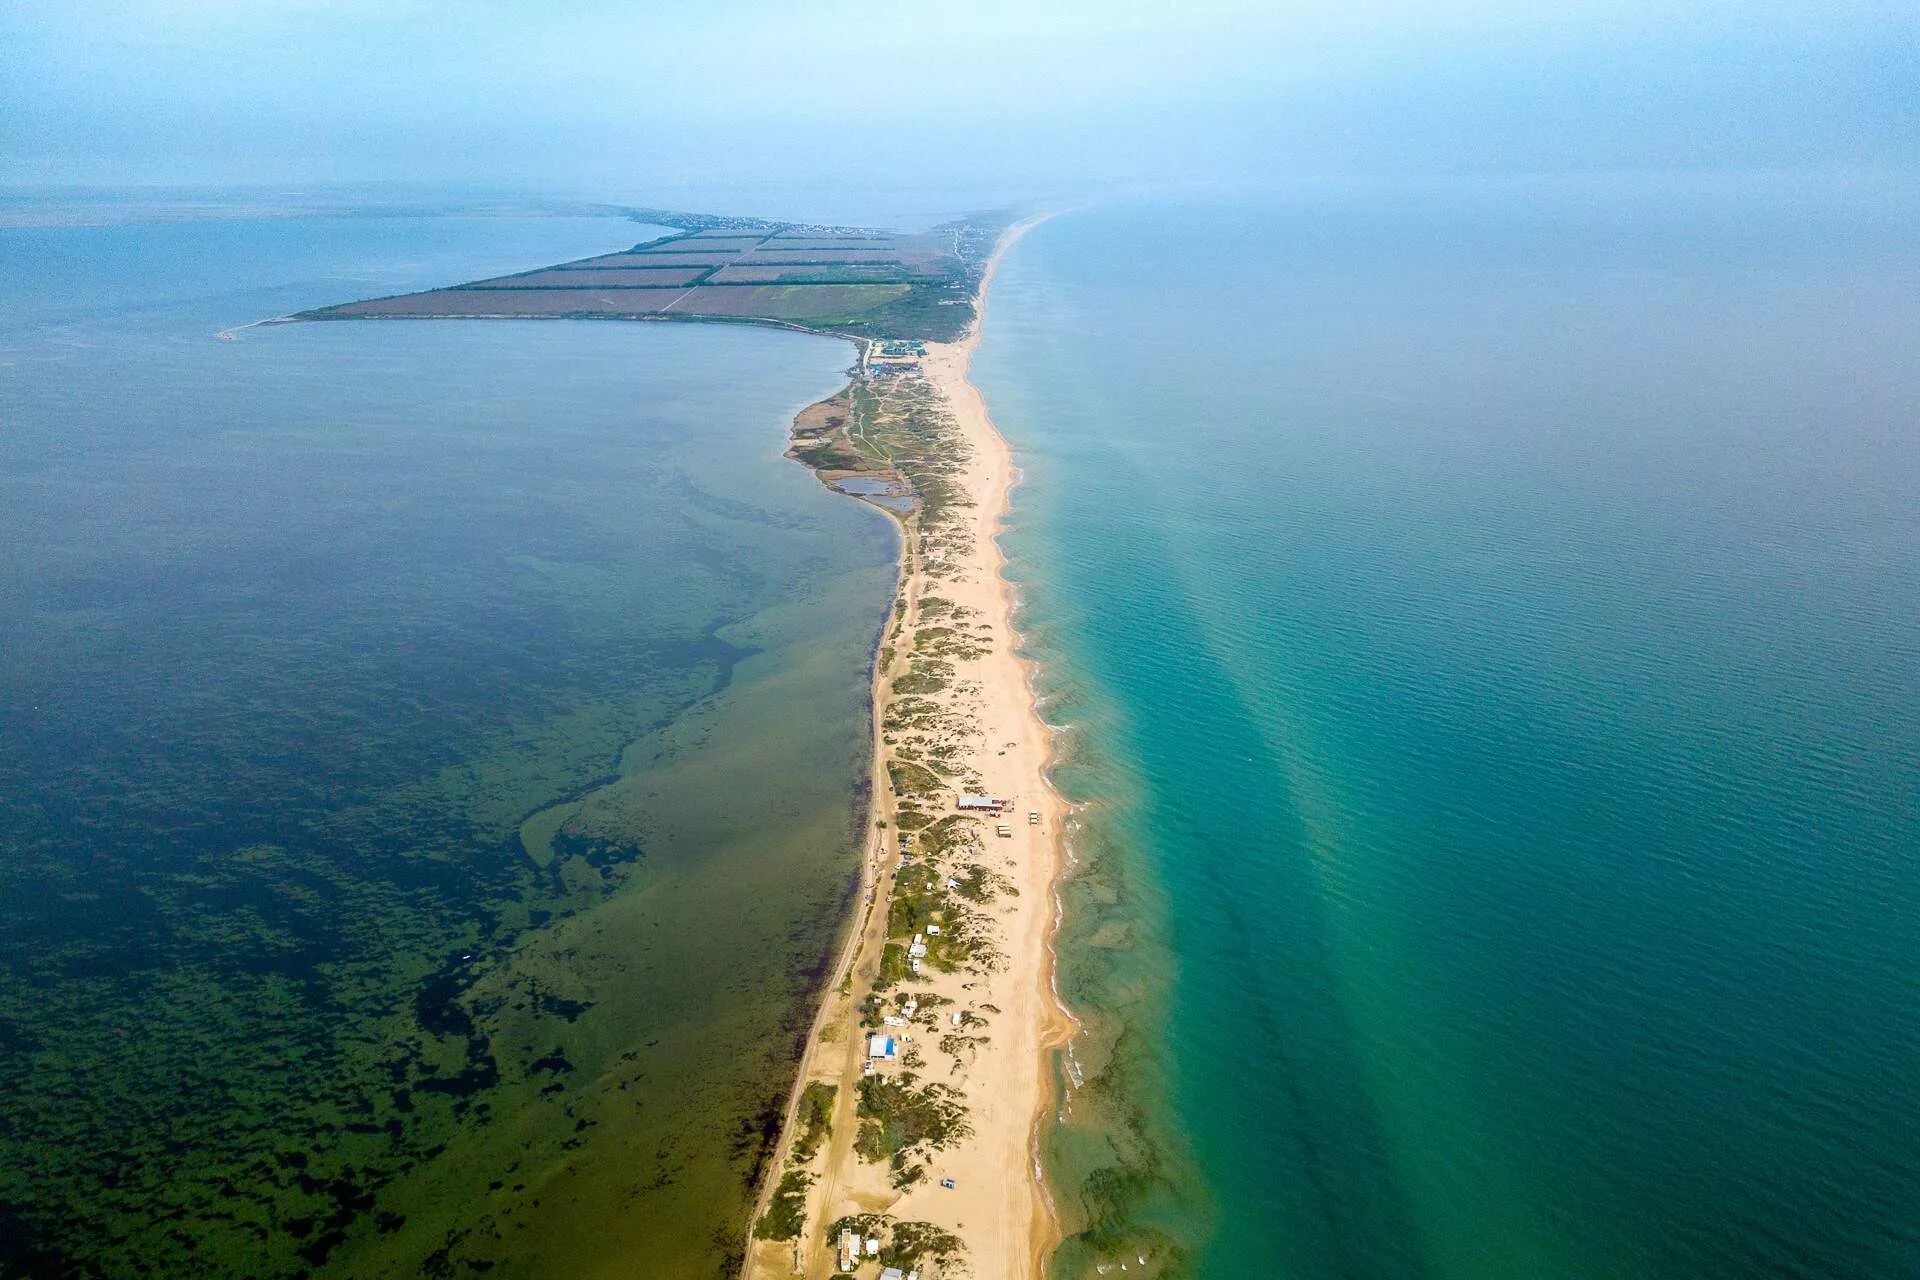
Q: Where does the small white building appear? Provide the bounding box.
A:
[868,1034,897,1060]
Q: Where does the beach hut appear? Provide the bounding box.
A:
[957,793,1007,813]
[867,1034,897,1060]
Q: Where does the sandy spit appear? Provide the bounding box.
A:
[741,215,1074,1280]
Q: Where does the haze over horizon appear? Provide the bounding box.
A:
[5,0,1916,217]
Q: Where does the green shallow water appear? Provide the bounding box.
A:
[976,180,1920,1280]
[0,216,896,1276]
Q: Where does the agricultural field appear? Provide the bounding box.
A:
[706,264,914,284]
[301,212,1006,341]
[667,283,911,320]
[764,239,904,251]
[571,251,743,267]
[329,289,684,316]
[461,266,707,288]
[739,249,945,273]
[635,240,764,254]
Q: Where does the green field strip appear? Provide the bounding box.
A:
[455,284,693,291]
[547,263,717,272]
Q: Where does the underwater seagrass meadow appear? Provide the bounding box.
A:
[0,214,897,1277]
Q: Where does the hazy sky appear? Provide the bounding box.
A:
[3,0,1914,208]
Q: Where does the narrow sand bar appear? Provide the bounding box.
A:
[744,219,1072,1279]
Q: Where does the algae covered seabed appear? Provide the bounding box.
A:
[0,218,897,1277]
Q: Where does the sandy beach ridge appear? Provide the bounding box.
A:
[742,215,1071,1280]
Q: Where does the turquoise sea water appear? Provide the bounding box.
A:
[978,179,1920,1279]
[0,214,894,1275]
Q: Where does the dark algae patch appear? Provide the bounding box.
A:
[0,296,896,1278]
[0,600,753,1275]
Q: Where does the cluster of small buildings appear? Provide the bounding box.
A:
[956,793,1010,815]
[958,792,1019,838]
[875,338,928,359]
[868,996,918,1072]
[867,987,938,1077]
[887,996,919,1027]
[836,1229,924,1278]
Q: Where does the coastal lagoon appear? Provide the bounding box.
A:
[0,215,896,1275]
[980,180,1920,1279]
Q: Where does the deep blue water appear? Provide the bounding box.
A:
[978,176,1920,1279]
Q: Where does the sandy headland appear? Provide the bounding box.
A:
[743,218,1073,1280]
